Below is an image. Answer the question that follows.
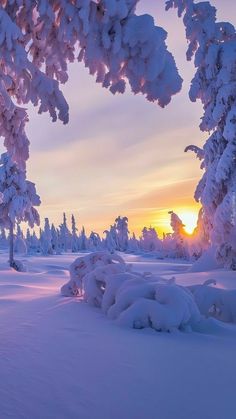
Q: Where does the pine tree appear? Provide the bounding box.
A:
[40,218,53,255]
[0,153,40,268]
[115,216,129,251]
[59,213,71,252]
[71,214,78,253]
[168,211,188,259]
[51,224,60,254]
[78,226,87,251]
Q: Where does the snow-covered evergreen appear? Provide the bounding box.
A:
[40,218,53,255]
[15,211,193,260]
[168,0,236,268]
[140,226,162,252]
[0,153,40,268]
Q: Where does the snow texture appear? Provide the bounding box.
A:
[61,251,236,332]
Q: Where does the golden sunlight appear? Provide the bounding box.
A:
[177,209,199,235]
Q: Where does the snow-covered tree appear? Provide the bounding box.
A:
[188,208,210,260]
[14,224,27,255]
[0,0,182,168]
[103,227,117,253]
[168,211,188,259]
[59,213,71,252]
[0,153,40,268]
[115,216,129,251]
[168,0,236,267]
[31,231,41,254]
[128,232,140,253]
[51,223,60,254]
[71,214,78,253]
[40,218,53,255]
[78,226,87,251]
[140,226,162,252]
[89,231,102,251]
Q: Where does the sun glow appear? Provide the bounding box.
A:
[177,210,198,235]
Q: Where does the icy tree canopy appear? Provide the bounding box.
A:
[0,153,40,229]
[0,0,183,166]
[169,0,236,267]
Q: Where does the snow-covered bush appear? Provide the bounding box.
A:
[61,251,126,297]
[116,283,200,332]
[188,280,236,323]
[61,251,208,332]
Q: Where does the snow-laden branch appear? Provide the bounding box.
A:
[0,0,183,166]
[167,0,236,268]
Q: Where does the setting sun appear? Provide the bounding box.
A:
[177,209,199,235]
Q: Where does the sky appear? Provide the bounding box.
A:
[20,0,236,237]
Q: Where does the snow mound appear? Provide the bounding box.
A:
[61,252,201,332]
[61,252,236,333]
[188,281,236,323]
[11,259,27,272]
[190,247,223,273]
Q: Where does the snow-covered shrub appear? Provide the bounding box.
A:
[117,284,200,332]
[83,265,130,307]
[61,252,204,332]
[61,251,125,297]
[107,278,157,320]
[62,252,236,331]
[188,280,236,323]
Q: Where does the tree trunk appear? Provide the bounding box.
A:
[9,221,14,268]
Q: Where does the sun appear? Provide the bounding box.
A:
[177,209,198,235]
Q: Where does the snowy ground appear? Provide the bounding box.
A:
[0,252,235,419]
